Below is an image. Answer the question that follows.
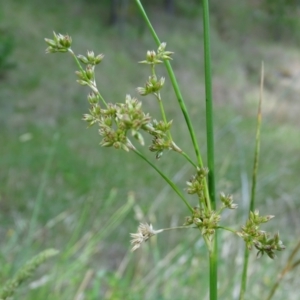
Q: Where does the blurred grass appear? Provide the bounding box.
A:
[0,0,300,299]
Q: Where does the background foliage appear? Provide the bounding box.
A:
[0,0,299,299]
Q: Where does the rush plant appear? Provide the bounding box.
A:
[44,1,285,299]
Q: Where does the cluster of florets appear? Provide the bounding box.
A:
[237,210,285,259]
[83,94,152,151]
[45,32,180,157]
[184,206,220,238]
[186,167,209,197]
[219,192,238,210]
[45,32,285,261]
[45,32,72,53]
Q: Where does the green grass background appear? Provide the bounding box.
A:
[0,0,300,299]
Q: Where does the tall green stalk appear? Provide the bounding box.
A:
[135,0,217,297]
[239,63,264,300]
[134,0,204,169]
[44,7,286,299]
[202,1,217,299]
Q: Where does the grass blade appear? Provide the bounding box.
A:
[239,62,264,300]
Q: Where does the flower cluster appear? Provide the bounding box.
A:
[137,43,172,96]
[185,167,216,239]
[237,210,285,259]
[75,51,104,90]
[136,75,165,96]
[147,119,182,159]
[136,42,180,159]
[184,206,221,238]
[77,51,104,65]
[45,33,181,158]
[83,94,152,151]
[219,192,238,210]
[44,33,285,262]
[139,42,173,65]
[130,223,163,252]
[186,167,209,202]
[45,32,72,53]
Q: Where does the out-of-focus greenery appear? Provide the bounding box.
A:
[0,17,14,77]
[261,0,300,40]
[0,0,299,299]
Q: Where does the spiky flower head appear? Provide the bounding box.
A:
[139,43,173,65]
[130,223,163,252]
[220,192,238,209]
[45,32,72,53]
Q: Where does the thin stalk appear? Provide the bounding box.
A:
[266,239,300,300]
[134,0,204,169]
[181,151,197,167]
[209,243,218,300]
[161,225,196,232]
[155,92,172,141]
[202,1,217,299]
[73,269,94,300]
[133,149,193,212]
[134,0,211,211]
[202,0,216,210]
[239,62,264,300]
[26,133,59,249]
[68,48,85,73]
[68,49,107,106]
[217,226,236,234]
[135,1,216,296]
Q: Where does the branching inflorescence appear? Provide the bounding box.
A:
[45,32,284,259]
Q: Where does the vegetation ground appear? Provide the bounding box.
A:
[0,1,299,299]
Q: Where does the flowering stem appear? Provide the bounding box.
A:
[134,0,212,213]
[68,48,85,72]
[155,92,172,141]
[134,0,204,169]
[181,152,197,167]
[161,225,195,231]
[133,148,193,212]
[216,226,236,234]
[209,242,217,299]
[239,62,264,300]
[68,48,107,106]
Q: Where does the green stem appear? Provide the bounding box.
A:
[69,48,85,72]
[134,0,203,169]
[155,92,172,141]
[134,0,211,211]
[250,63,263,212]
[161,226,195,232]
[133,149,193,213]
[216,226,236,234]
[239,250,250,300]
[69,49,107,106]
[181,152,197,167]
[209,239,218,300]
[203,0,216,209]
[157,94,167,125]
[134,1,217,296]
[239,62,264,300]
[202,0,217,299]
